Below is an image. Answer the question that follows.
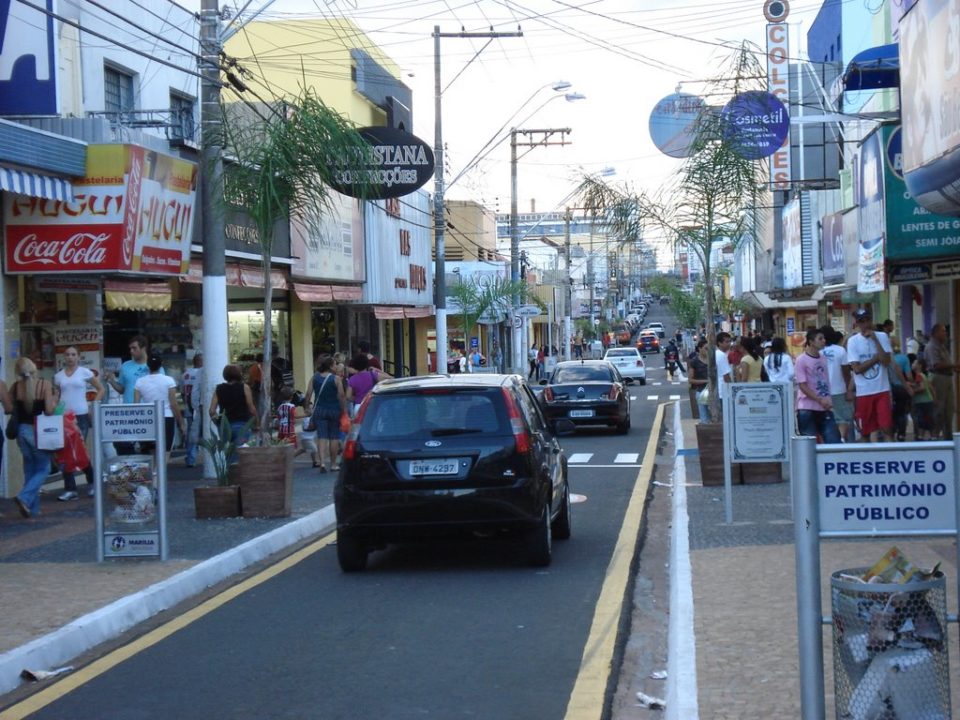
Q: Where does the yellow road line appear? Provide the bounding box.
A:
[564,402,666,720]
[1,534,336,720]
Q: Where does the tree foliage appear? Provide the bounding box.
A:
[574,43,766,422]
[218,87,376,436]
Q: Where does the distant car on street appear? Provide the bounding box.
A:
[538,360,631,434]
[603,347,646,384]
[646,322,666,339]
[636,330,660,354]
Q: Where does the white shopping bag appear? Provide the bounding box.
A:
[35,414,65,451]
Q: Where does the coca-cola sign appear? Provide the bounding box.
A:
[4,144,197,275]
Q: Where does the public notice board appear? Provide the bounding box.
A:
[101,404,157,442]
[728,383,789,462]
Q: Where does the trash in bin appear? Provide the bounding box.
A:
[831,550,950,720]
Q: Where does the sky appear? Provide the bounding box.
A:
[224,0,825,263]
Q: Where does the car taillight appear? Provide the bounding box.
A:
[342,395,372,461]
[501,388,531,454]
[543,386,554,402]
[605,385,620,401]
[636,360,644,367]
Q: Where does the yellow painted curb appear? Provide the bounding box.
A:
[564,402,667,720]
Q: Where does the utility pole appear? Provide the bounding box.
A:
[510,127,571,372]
[200,0,228,478]
[564,207,572,360]
[433,27,521,374]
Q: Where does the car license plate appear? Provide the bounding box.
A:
[410,459,459,475]
[569,409,594,418]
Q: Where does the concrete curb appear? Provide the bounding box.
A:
[666,405,699,719]
[0,506,336,695]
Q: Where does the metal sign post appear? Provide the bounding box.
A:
[94,400,168,561]
[793,434,960,720]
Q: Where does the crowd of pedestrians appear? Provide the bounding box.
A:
[686,309,958,445]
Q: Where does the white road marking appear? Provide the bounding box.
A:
[570,464,642,469]
[669,395,681,400]
[647,395,658,401]
[615,453,640,463]
[568,453,594,464]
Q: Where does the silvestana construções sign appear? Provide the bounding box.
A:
[329,126,435,200]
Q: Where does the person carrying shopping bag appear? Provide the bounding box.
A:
[8,357,57,518]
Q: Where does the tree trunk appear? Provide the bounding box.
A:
[260,250,273,440]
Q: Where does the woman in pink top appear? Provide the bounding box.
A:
[346,353,390,416]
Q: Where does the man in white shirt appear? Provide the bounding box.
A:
[714,332,733,415]
[820,325,853,441]
[846,309,895,441]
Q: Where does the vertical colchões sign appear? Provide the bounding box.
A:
[764,0,791,190]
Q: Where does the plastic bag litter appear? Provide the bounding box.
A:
[20,666,73,682]
[650,670,668,680]
[636,691,666,709]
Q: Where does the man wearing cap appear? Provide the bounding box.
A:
[847,309,897,441]
[923,323,957,439]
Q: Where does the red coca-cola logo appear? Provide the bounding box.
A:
[12,232,111,268]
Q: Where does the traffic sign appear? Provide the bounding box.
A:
[513,316,523,329]
[515,305,542,317]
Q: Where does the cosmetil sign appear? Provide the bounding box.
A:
[721,91,790,160]
[329,126,435,200]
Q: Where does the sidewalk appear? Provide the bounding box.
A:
[0,456,336,695]
[677,415,960,719]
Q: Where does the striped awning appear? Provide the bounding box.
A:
[0,167,74,201]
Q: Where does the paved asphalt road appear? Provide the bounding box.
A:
[10,377,677,719]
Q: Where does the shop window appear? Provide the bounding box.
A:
[311,308,336,359]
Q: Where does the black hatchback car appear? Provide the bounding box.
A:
[539,360,631,433]
[334,374,573,571]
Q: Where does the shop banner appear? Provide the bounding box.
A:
[4,144,197,275]
[882,124,960,260]
[857,129,886,292]
[821,212,845,281]
[54,325,102,375]
[781,198,803,289]
[290,191,365,283]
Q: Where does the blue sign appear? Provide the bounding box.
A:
[0,0,58,115]
[721,91,790,160]
[470,337,478,348]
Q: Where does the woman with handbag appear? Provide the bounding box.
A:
[208,364,258,455]
[54,345,104,500]
[310,355,346,473]
[8,357,56,518]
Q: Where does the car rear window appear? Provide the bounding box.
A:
[361,389,507,439]
[553,366,613,383]
[605,349,637,358]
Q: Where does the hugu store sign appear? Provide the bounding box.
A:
[4,144,198,275]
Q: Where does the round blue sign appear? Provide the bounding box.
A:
[885,125,903,180]
[721,91,790,160]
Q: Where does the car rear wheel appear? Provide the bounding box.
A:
[552,485,572,540]
[616,415,631,434]
[336,532,369,572]
[639,378,646,385]
[527,506,553,567]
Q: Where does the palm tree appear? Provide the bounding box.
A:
[575,43,765,420]
[218,87,375,437]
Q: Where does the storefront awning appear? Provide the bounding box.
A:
[843,43,899,92]
[180,259,287,290]
[104,280,172,311]
[0,167,74,201]
[292,283,363,303]
[403,306,434,318]
[373,306,435,319]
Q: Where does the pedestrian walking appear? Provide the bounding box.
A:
[923,322,957,439]
[819,327,854,442]
[735,336,763,382]
[134,355,187,456]
[910,357,936,440]
[762,337,795,384]
[8,357,57,518]
[181,353,203,467]
[310,356,346,473]
[103,335,162,454]
[795,328,841,443]
[714,332,733,415]
[528,343,538,379]
[889,337,913,441]
[209,364,258,457]
[847,308,899,442]
[54,346,104,499]
[686,339,710,420]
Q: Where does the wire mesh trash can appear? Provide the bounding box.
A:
[831,568,950,720]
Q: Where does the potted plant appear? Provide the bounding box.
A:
[235,436,295,518]
[193,415,247,518]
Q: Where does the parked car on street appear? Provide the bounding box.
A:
[603,347,646,384]
[335,374,574,571]
[637,329,661,354]
[538,360,631,434]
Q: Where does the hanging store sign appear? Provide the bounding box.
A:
[765,2,791,190]
[857,129,886,293]
[329,126,435,200]
[3,144,197,275]
[648,93,705,158]
[722,91,790,160]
